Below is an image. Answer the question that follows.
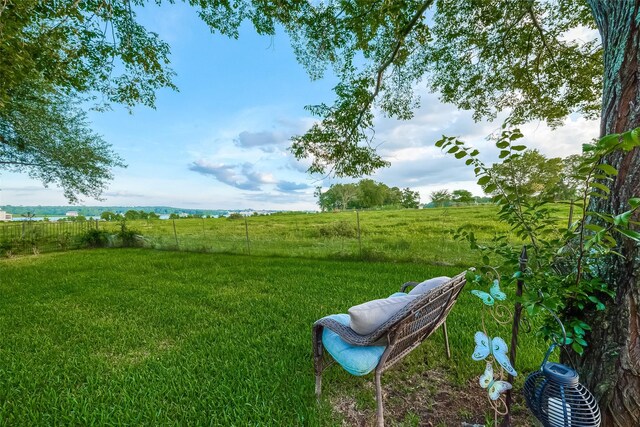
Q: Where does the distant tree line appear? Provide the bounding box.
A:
[101,210,160,221]
[316,179,420,212]
[429,150,586,207]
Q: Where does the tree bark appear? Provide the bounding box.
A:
[576,2,640,426]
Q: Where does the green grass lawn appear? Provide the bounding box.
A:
[0,249,547,425]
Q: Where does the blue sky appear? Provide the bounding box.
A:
[0,3,599,210]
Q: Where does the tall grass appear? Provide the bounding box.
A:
[96,205,572,265]
[0,250,547,425]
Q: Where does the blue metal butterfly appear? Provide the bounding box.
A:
[472,331,517,377]
[471,279,506,306]
[479,362,512,400]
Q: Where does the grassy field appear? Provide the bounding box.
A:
[1,204,574,263]
[0,249,548,425]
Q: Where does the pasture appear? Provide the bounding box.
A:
[0,245,548,425]
[1,204,573,263]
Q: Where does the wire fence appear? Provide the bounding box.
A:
[0,207,534,265]
[0,219,99,255]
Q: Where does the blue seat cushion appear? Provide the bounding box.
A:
[388,292,408,298]
[321,314,386,376]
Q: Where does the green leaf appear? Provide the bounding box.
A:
[575,337,588,346]
[484,183,497,193]
[447,146,459,154]
[477,176,491,186]
[584,224,605,233]
[598,133,620,149]
[629,198,640,209]
[589,182,610,193]
[511,145,526,151]
[619,229,640,241]
[596,163,618,175]
[614,210,633,226]
[572,342,584,355]
[587,295,600,304]
[455,151,466,159]
[496,141,509,149]
[498,150,510,159]
[621,131,638,151]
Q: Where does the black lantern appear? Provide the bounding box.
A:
[523,305,601,427]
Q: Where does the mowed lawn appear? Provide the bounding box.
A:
[0,249,547,425]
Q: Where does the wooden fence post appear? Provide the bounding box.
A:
[356,210,362,258]
[502,246,528,427]
[172,219,179,249]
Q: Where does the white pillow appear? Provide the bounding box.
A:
[407,276,451,296]
[348,294,417,335]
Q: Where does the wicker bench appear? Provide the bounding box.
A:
[312,271,468,427]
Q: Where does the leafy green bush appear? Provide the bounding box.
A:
[79,229,111,248]
[439,126,640,354]
[227,213,244,220]
[117,220,144,248]
[0,239,14,257]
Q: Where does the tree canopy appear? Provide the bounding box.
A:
[288,0,602,176]
[317,179,420,211]
[0,0,175,201]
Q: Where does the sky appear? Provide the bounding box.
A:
[0,3,601,211]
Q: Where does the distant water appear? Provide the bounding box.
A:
[11,214,172,222]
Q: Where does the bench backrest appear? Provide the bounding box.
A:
[378,271,467,373]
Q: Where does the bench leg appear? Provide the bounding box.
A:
[313,325,323,399]
[375,370,384,427]
[442,320,451,359]
[315,371,322,398]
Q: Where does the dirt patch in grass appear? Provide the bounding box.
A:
[330,368,536,426]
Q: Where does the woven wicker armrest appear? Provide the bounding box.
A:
[400,281,420,293]
[313,317,387,346]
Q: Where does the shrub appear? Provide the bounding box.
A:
[227,213,244,220]
[79,229,111,248]
[117,220,144,248]
[0,239,14,257]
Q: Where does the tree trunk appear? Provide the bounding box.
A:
[576,2,640,426]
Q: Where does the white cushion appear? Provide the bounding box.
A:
[408,276,450,296]
[348,294,417,335]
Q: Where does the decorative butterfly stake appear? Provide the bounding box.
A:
[468,268,518,425]
[479,361,512,424]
